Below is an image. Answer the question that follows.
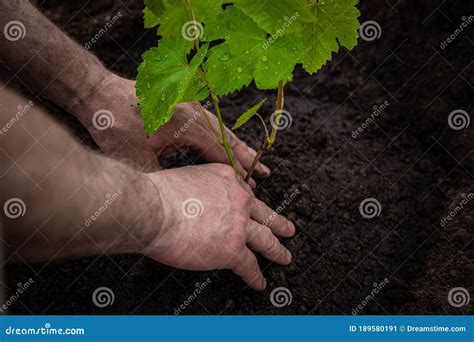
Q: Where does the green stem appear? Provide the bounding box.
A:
[245,81,285,183]
[268,80,285,147]
[198,101,221,143]
[183,0,235,165]
[211,94,240,175]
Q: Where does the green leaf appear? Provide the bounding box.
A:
[232,0,313,34]
[203,6,304,96]
[302,0,360,74]
[145,0,165,19]
[143,7,160,28]
[232,98,267,130]
[136,37,209,135]
[157,0,226,37]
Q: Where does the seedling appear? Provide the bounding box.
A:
[137,0,361,181]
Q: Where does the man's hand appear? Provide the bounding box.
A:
[0,1,295,291]
[72,74,270,182]
[1,87,295,290]
[142,164,295,291]
[0,1,269,180]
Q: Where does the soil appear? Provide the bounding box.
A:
[5,0,473,314]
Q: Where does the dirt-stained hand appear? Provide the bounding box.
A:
[73,74,270,183]
[142,164,295,290]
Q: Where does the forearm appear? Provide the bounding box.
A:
[0,86,161,262]
[0,0,110,113]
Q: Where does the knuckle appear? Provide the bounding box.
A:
[227,236,244,254]
[232,214,249,230]
[273,215,286,229]
[266,234,279,254]
[248,256,259,272]
[218,165,237,179]
[234,189,253,208]
[226,222,247,253]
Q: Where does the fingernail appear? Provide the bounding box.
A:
[286,250,293,264]
[288,221,296,236]
[261,163,271,176]
[249,178,257,189]
[262,277,267,290]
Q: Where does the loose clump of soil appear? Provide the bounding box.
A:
[5,0,473,314]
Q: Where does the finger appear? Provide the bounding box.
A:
[238,176,255,195]
[250,199,296,238]
[227,129,271,177]
[142,152,161,172]
[194,136,257,188]
[235,159,257,189]
[247,222,292,265]
[232,247,266,291]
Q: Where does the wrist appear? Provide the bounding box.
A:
[67,69,117,122]
[115,168,167,256]
[42,57,111,118]
[85,158,162,256]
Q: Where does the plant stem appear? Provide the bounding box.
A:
[182,0,239,176]
[211,94,240,175]
[245,81,285,183]
[244,136,268,183]
[197,64,239,175]
[268,81,285,147]
[198,101,221,143]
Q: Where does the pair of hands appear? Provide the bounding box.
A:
[73,74,295,290]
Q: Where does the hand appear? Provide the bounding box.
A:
[72,74,270,181]
[141,164,296,290]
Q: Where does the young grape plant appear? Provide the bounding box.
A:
[137,0,361,181]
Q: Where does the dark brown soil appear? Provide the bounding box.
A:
[5,0,473,314]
